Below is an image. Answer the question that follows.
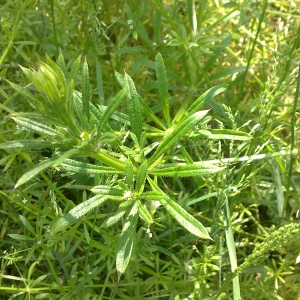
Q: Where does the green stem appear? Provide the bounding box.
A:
[94,151,138,173]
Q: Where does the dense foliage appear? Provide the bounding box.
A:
[0,1,299,299]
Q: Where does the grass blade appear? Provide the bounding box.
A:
[222,194,241,299]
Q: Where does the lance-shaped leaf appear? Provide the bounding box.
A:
[155,53,170,127]
[69,55,82,83]
[115,71,165,130]
[98,87,127,131]
[186,84,227,115]
[19,215,36,236]
[138,95,166,130]
[11,117,62,137]
[61,159,124,175]
[135,160,148,194]
[124,73,143,141]
[14,148,80,189]
[137,200,153,226]
[149,110,209,167]
[125,159,134,190]
[148,177,212,240]
[51,194,108,234]
[116,202,139,276]
[101,206,128,228]
[82,58,90,121]
[90,185,123,198]
[150,163,224,177]
[0,140,59,150]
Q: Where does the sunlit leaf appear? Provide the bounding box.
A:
[15,148,80,189]
[116,202,139,276]
[148,177,212,240]
[150,163,224,177]
[124,73,143,140]
[149,110,209,167]
[51,194,108,234]
[156,53,170,127]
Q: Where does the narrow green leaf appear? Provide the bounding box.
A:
[15,148,79,189]
[136,160,148,194]
[56,51,67,77]
[98,87,127,130]
[116,202,139,276]
[73,89,87,128]
[115,71,126,87]
[198,129,251,140]
[82,58,90,121]
[90,185,123,197]
[155,53,170,127]
[186,84,227,116]
[222,195,241,299]
[31,275,48,287]
[209,66,246,81]
[61,159,124,175]
[97,105,163,134]
[148,177,212,240]
[101,206,128,228]
[8,234,35,241]
[273,163,285,216]
[125,159,134,190]
[137,200,153,226]
[96,60,105,105]
[69,55,82,82]
[51,194,108,234]
[11,117,62,137]
[149,110,209,167]
[138,95,166,130]
[124,73,143,140]
[0,140,59,150]
[19,215,36,236]
[150,163,224,177]
[73,90,113,134]
[6,80,39,108]
[172,89,195,125]
[84,223,90,244]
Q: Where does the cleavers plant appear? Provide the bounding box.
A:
[2,52,251,277]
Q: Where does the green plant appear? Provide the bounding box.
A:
[1,1,300,299]
[1,52,253,280]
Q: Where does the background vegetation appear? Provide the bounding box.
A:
[0,0,300,299]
